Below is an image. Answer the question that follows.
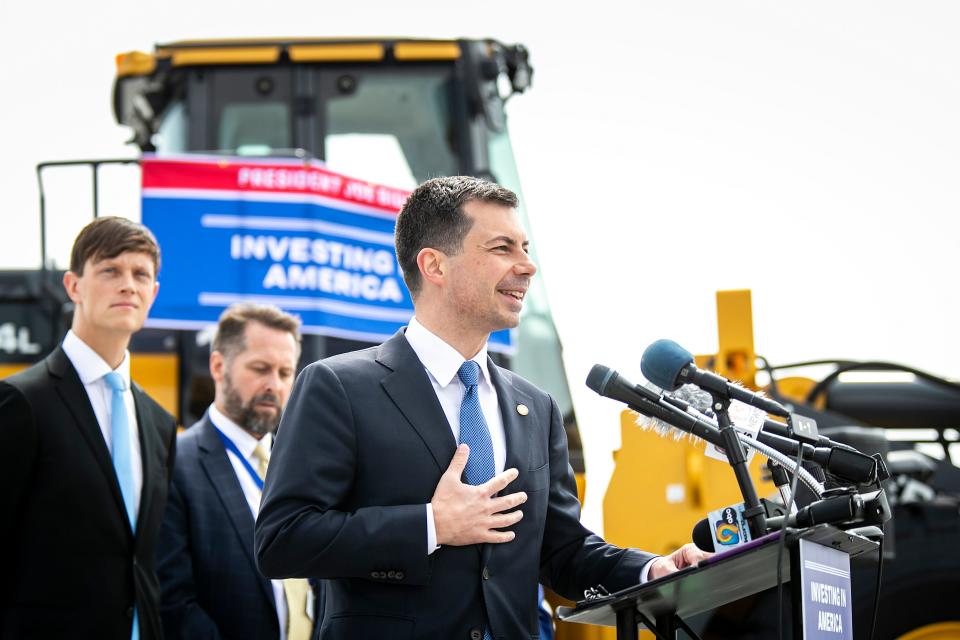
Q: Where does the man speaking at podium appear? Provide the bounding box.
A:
[255,176,707,638]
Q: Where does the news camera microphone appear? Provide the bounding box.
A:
[589,366,855,481]
[665,382,854,455]
[589,364,777,538]
[662,385,879,485]
[691,499,788,552]
[764,488,891,530]
[691,491,892,552]
[651,385,877,485]
[641,339,791,418]
[692,518,717,553]
[585,365,725,449]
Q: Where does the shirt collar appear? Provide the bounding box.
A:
[62,329,131,388]
[208,404,273,458]
[405,316,491,389]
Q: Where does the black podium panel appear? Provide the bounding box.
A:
[558,526,877,631]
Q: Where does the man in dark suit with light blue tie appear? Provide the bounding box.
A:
[157,303,319,640]
[1,217,177,639]
[255,176,708,639]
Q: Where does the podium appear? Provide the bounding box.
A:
[557,525,878,640]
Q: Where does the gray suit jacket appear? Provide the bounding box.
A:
[255,330,653,639]
[158,415,286,639]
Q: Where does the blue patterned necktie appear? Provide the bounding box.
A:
[457,361,497,639]
[104,371,140,640]
[458,362,497,640]
[457,361,495,485]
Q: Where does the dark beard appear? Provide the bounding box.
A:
[222,376,282,437]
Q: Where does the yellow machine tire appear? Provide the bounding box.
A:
[897,622,960,640]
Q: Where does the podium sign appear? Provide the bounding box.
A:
[559,526,874,640]
[798,538,853,639]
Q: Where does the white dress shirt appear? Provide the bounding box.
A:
[208,404,291,640]
[62,330,143,522]
[405,317,507,554]
[404,319,656,583]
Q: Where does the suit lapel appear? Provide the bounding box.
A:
[132,384,157,542]
[487,361,533,477]
[484,361,534,567]
[377,330,457,473]
[197,417,276,608]
[48,346,130,530]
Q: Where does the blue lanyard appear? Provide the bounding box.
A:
[214,425,265,491]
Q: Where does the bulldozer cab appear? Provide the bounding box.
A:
[113,38,531,186]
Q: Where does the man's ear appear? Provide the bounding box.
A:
[416,248,446,288]
[62,271,80,304]
[210,350,226,385]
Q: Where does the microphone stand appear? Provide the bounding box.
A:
[712,395,767,539]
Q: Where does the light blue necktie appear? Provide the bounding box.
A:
[104,371,140,640]
[456,361,496,640]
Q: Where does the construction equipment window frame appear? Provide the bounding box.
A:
[312,63,464,185]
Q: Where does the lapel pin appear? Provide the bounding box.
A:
[516,404,529,416]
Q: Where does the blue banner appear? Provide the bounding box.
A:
[140,156,514,351]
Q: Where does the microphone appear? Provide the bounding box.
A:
[693,490,893,551]
[766,488,891,530]
[691,499,787,552]
[692,517,718,553]
[665,385,881,485]
[585,365,726,449]
[651,384,878,485]
[666,383,852,453]
[641,339,791,418]
[587,364,878,485]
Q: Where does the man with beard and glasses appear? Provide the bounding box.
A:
[157,303,321,640]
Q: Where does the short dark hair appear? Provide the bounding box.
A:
[70,216,161,276]
[395,176,519,295]
[212,303,302,362]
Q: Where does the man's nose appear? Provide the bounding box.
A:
[516,254,537,277]
[263,369,282,392]
[118,270,137,292]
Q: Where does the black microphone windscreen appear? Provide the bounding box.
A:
[826,447,878,485]
[586,365,616,396]
[798,495,857,528]
[641,339,694,391]
[691,517,715,553]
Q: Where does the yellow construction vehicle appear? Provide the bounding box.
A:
[555,290,959,640]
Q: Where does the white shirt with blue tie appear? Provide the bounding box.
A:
[61,329,143,520]
[404,318,655,582]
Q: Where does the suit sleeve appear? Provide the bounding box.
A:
[156,470,222,640]
[538,396,656,599]
[0,381,38,544]
[0,380,38,632]
[255,362,430,584]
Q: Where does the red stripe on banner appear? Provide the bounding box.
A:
[141,157,411,214]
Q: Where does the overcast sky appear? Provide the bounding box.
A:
[3,1,959,530]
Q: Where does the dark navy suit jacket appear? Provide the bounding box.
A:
[255,330,654,639]
[1,346,176,639]
[157,414,321,640]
